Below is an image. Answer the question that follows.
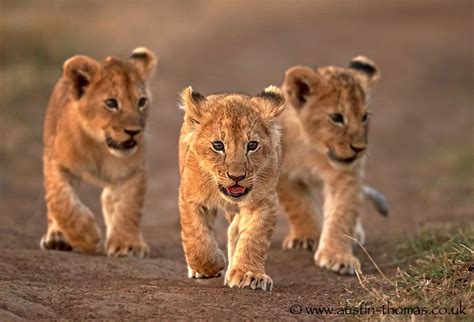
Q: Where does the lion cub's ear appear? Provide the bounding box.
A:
[349,56,380,89]
[283,66,324,110]
[253,85,285,119]
[63,55,101,100]
[180,86,206,123]
[129,47,158,81]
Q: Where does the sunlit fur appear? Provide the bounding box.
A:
[40,48,157,257]
[279,56,380,275]
[179,86,284,291]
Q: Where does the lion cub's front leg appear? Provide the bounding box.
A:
[226,212,240,270]
[314,177,362,275]
[225,198,277,291]
[101,170,149,257]
[180,201,226,278]
[41,161,101,253]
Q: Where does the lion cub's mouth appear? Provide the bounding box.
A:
[219,184,252,199]
[105,136,139,158]
[328,150,358,165]
[106,137,138,151]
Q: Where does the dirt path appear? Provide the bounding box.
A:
[1,0,472,319]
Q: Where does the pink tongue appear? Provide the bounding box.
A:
[227,185,246,194]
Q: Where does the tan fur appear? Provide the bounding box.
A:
[179,86,284,291]
[40,48,157,257]
[279,56,380,274]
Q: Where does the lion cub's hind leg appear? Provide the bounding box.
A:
[278,177,320,251]
[354,217,365,245]
[101,171,149,258]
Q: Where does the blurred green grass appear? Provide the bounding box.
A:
[422,148,474,209]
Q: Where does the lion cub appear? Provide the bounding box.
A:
[179,86,285,291]
[279,56,381,274]
[40,48,157,257]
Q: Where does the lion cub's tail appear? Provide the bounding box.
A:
[363,185,389,217]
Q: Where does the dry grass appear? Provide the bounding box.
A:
[345,227,474,318]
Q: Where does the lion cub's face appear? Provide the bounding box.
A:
[181,87,284,203]
[63,48,157,158]
[283,56,380,167]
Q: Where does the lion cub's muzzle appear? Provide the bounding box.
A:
[219,184,252,199]
[328,150,358,165]
[106,136,138,150]
[105,128,143,158]
[218,172,253,201]
[328,144,366,165]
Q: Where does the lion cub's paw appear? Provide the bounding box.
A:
[282,235,317,251]
[225,268,273,291]
[106,236,149,258]
[314,247,360,275]
[40,230,73,252]
[65,216,101,253]
[187,250,226,278]
[187,265,223,279]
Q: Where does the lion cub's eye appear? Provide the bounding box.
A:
[329,113,344,124]
[211,141,225,152]
[138,97,148,109]
[247,141,259,152]
[362,113,369,123]
[105,99,119,110]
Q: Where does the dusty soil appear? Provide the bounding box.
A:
[0,0,472,319]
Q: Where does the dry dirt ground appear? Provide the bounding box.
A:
[0,0,472,319]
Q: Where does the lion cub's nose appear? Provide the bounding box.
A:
[124,129,141,137]
[227,172,246,182]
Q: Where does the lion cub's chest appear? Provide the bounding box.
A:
[79,154,140,186]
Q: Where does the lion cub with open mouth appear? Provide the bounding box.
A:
[41,48,156,257]
[179,86,285,291]
[279,56,382,275]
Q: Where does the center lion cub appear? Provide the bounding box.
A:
[178,86,285,291]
